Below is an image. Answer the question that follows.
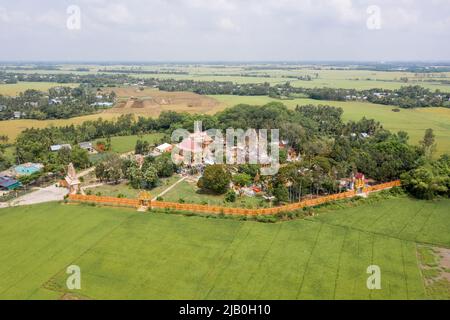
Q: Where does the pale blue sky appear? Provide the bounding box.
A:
[0,0,449,61]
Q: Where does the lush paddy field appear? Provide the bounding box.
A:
[0,197,448,300]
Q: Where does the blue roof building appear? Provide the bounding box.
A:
[0,176,22,191]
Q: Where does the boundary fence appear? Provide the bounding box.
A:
[68,180,401,216]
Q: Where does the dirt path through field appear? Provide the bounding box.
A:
[152,176,187,201]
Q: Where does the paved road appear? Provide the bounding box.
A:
[1,185,69,208]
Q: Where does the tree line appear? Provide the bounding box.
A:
[11,100,449,201]
[3,71,449,108]
[0,85,116,120]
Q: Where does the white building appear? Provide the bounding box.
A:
[155,143,173,154]
[50,144,72,152]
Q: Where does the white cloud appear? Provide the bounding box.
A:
[0,7,9,23]
[217,17,240,32]
[0,0,449,60]
[184,0,237,11]
[93,3,134,25]
[35,10,65,29]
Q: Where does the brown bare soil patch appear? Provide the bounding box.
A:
[436,247,450,282]
[417,245,450,299]
[103,87,224,117]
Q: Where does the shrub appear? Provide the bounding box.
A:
[225,190,237,203]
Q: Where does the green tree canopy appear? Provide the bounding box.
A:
[198,165,231,194]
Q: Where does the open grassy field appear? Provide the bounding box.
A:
[161,180,267,208]
[0,82,78,96]
[89,178,266,208]
[120,67,450,91]
[90,175,181,199]
[96,133,165,154]
[0,197,448,300]
[9,65,450,91]
[0,113,120,142]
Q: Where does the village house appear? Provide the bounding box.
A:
[49,98,62,105]
[24,101,38,107]
[50,144,72,152]
[155,143,173,154]
[79,142,95,153]
[91,102,114,107]
[0,176,21,191]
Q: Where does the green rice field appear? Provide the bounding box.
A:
[0,197,448,300]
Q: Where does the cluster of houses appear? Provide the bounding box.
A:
[50,142,96,153]
[2,91,115,120]
[0,176,22,192]
[1,141,95,194]
[0,162,44,192]
[146,126,371,200]
[150,125,300,171]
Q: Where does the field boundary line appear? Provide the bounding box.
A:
[413,202,438,243]
[401,241,409,300]
[41,213,135,295]
[333,228,348,300]
[295,222,324,299]
[242,223,283,300]
[152,176,187,201]
[414,242,428,298]
[203,224,254,300]
[395,202,426,239]
[315,219,450,249]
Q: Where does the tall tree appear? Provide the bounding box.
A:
[197,165,231,194]
[421,128,437,159]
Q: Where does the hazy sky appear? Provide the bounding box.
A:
[0,0,449,61]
